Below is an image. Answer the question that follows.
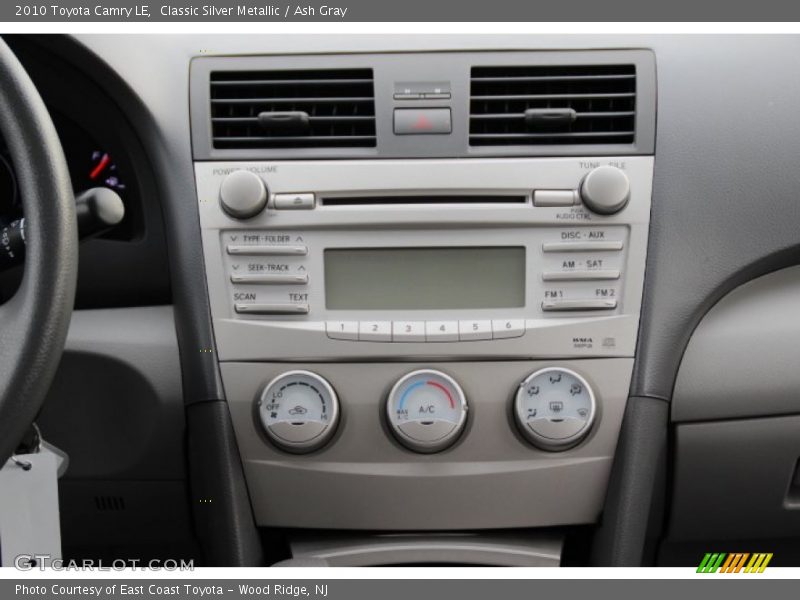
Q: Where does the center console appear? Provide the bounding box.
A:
[190,49,656,551]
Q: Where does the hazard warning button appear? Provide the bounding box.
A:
[393,108,452,135]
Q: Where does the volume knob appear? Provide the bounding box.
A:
[579,166,630,215]
[219,170,267,219]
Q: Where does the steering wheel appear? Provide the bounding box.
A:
[0,39,78,463]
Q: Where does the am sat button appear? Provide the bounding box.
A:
[394,108,452,135]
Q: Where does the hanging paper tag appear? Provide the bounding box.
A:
[0,450,62,568]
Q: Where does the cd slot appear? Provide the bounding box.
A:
[321,195,528,207]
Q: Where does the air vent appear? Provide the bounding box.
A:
[210,69,376,149]
[470,65,636,146]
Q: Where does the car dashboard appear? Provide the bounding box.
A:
[4,33,800,567]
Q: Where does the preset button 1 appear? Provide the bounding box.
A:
[326,321,359,340]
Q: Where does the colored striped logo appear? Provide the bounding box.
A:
[697,553,773,573]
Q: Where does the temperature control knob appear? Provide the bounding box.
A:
[258,371,339,453]
[514,367,596,451]
[386,369,468,453]
[579,166,630,215]
[219,169,267,219]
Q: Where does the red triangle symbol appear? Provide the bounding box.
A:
[413,114,433,130]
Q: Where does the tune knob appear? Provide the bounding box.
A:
[579,166,630,215]
[219,170,267,219]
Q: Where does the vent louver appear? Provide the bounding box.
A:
[469,64,636,146]
[210,69,376,149]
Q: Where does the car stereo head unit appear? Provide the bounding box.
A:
[196,156,652,362]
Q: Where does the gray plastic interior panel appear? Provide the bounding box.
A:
[673,266,800,423]
[190,50,655,160]
[221,358,631,530]
[36,306,185,480]
[58,480,195,549]
[31,306,197,559]
[633,35,800,401]
[288,531,562,566]
[669,415,800,541]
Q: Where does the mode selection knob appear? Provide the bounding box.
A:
[514,367,596,451]
[219,170,267,219]
[579,166,630,215]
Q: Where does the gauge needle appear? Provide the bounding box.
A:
[89,153,110,180]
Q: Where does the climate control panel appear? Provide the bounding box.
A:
[254,366,598,456]
[224,359,629,530]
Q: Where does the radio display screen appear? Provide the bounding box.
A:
[324,247,526,310]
